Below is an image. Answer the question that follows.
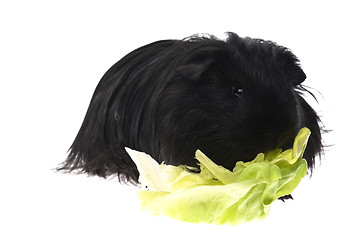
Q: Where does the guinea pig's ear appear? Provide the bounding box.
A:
[289,65,307,86]
[178,59,214,81]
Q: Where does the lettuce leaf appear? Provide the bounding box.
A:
[125,127,310,225]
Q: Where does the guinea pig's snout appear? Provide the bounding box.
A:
[251,96,299,153]
[262,130,294,152]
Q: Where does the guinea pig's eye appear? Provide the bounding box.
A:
[232,86,244,98]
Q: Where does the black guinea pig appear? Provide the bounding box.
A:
[59,32,323,183]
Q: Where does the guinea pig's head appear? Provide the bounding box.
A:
[155,33,322,171]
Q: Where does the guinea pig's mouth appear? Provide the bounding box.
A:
[218,132,296,170]
[263,132,295,151]
[202,146,259,171]
[193,129,299,172]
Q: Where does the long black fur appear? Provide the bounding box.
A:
[58,32,323,183]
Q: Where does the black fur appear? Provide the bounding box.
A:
[58,32,323,183]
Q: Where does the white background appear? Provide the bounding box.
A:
[1,0,360,239]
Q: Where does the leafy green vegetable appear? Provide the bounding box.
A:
[125,127,310,225]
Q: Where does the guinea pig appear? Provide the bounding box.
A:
[59,32,323,183]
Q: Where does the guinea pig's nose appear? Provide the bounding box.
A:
[263,131,294,151]
[278,132,293,148]
[275,131,296,151]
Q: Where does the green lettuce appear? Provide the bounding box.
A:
[125,127,310,225]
